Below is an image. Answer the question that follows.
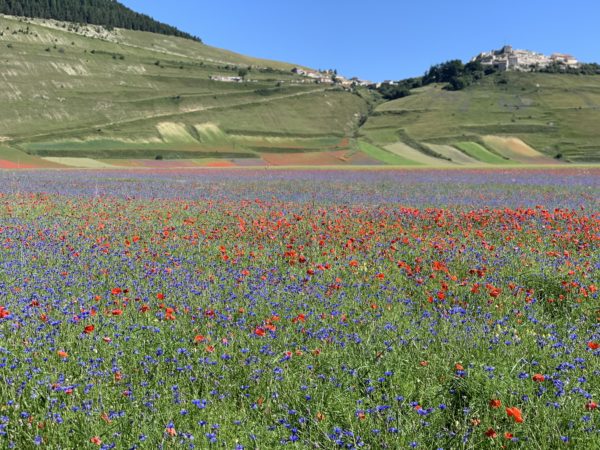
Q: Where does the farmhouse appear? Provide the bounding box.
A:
[210,75,243,83]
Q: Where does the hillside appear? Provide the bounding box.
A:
[1,9,599,168]
[361,71,600,163]
[0,14,371,167]
[0,0,199,40]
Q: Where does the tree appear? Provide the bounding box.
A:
[0,0,201,41]
[377,83,410,100]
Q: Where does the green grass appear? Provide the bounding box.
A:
[361,73,600,162]
[0,172,599,448]
[4,14,600,164]
[0,15,368,159]
[357,140,421,165]
[455,142,513,164]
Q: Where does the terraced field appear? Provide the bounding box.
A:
[360,72,600,163]
[2,15,600,166]
[0,14,368,162]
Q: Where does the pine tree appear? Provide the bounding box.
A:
[0,0,201,41]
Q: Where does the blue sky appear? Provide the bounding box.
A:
[120,0,598,82]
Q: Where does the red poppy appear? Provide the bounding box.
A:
[0,306,10,319]
[157,293,165,300]
[588,341,600,350]
[504,432,514,440]
[90,436,102,445]
[489,399,502,409]
[84,325,95,334]
[165,427,176,437]
[254,327,266,337]
[532,373,545,382]
[485,428,497,438]
[506,407,523,423]
[111,288,122,295]
[111,309,123,316]
[194,334,206,343]
[585,401,597,411]
[57,350,68,358]
[488,286,501,298]
[432,261,447,272]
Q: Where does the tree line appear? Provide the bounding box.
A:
[375,61,495,100]
[538,62,600,75]
[0,0,200,41]
[376,57,600,101]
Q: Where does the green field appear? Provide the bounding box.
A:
[0,15,368,161]
[455,142,513,164]
[356,141,422,165]
[1,169,599,448]
[2,14,600,165]
[360,73,600,162]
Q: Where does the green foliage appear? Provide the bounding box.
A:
[361,71,600,162]
[0,0,201,41]
[423,59,465,84]
[539,62,600,75]
[377,83,410,100]
[376,78,421,100]
[422,59,493,91]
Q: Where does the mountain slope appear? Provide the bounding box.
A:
[2,6,599,166]
[0,14,369,164]
[0,0,199,40]
[360,71,600,163]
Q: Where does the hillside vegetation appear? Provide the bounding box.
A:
[1,7,599,166]
[0,14,369,164]
[361,71,600,163]
[0,0,199,40]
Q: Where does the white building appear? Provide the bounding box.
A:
[472,46,579,71]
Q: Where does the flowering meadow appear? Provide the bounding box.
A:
[0,168,599,449]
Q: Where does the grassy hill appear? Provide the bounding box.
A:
[0,14,370,165]
[1,12,599,167]
[360,71,600,163]
[0,0,200,41]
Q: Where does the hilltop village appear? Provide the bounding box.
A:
[472,45,579,71]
